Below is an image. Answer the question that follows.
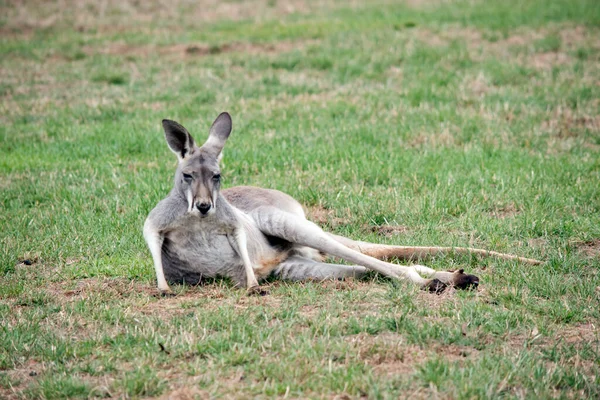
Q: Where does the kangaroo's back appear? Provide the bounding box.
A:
[222,186,306,217]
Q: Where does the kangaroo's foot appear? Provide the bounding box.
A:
[449,269,479,290]
[413,266,479,293]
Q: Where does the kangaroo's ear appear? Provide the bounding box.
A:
[201,112,232,158]
[162,119,196,161]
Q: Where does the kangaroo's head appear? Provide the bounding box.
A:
[162,112,232,217]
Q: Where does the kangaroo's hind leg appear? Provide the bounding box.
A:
[326,233,479,289]
[273,255,368,281]
[249,207,447,292]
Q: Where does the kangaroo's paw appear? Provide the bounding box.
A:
[247,285,269,296]
[413,266,480,291]
[421,279,448,294]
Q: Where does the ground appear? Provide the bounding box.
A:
[1,0,599,398]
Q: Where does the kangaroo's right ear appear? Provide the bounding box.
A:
[162,119,196,161]
[201,112,232,159]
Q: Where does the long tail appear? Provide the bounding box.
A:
[371,246,542,265]
[327,234,542,265]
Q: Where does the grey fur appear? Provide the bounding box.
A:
[144,112,489,294]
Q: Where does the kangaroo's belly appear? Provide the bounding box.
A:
[162,227,243,285]
[161,218,289,286]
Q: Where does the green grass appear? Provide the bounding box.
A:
[1,0,600,398]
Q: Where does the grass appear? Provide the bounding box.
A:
[1,0,599,398]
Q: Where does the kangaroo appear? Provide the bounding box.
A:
[143,112,541,294]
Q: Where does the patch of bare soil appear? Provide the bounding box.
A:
[0,0,322,37]
[0,360,46,400]
[159,387,210,400]
[306,205,350,228]
[488,203,520,219]
[542,108,600,139]
[558,322,599,344]
[529,51,571,70]
[576,239,600,258]
[86,40,306,59]
[413,29,448,47]
[415,26,589,71]
[415,285,494,312]
[501,322,599,359]
[408,127,456,148]
[559,26,598,48]
[441,26,484,45]
[465,72,491,97]
[0,359,45,400]
[44,277,155,303]
[346,332,478,377]
[346,332,426,375]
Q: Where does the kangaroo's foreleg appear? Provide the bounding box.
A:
[250,207,446,291]
[227,228,260,292]
[143,219,171,292]
[326,233,542,265]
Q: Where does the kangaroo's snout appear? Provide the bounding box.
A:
[196,202,212,215]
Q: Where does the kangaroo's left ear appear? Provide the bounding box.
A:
[162,119,196,161]
[201,112,232,159]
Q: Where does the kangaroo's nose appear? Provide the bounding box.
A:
[197,202,211,215]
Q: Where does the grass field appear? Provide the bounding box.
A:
[1,0,600,398]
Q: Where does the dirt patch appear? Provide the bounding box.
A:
[441,26,484,45]
[413,29,448,47]
[529,51,572,70]
[465,72,491,97]
[542,107,600,139]
[408,127,456,148]
[559,26,597,48]
[503,322,599,354]
[487,31,544,53]
[440,343,480,360]
[86,40,306,59]
[44,277,156,303]
[557,322,599,344]
[576,239,600,258]
[0,359,45,400]
[306,205,350,227]
[415,26,591,70]
[0,0,322,37]
[488,203,520,219]
[504,35,530,47]
[159,387,209,400]
[346,332,426,375]
[346,332,478,377]
[415,285,491,312]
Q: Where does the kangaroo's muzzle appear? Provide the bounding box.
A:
[196,202,212,215]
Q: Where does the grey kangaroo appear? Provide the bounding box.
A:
[144,112,541,294]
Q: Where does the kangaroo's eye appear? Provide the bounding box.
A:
[182,173,193,182]
[212,174,221,182]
